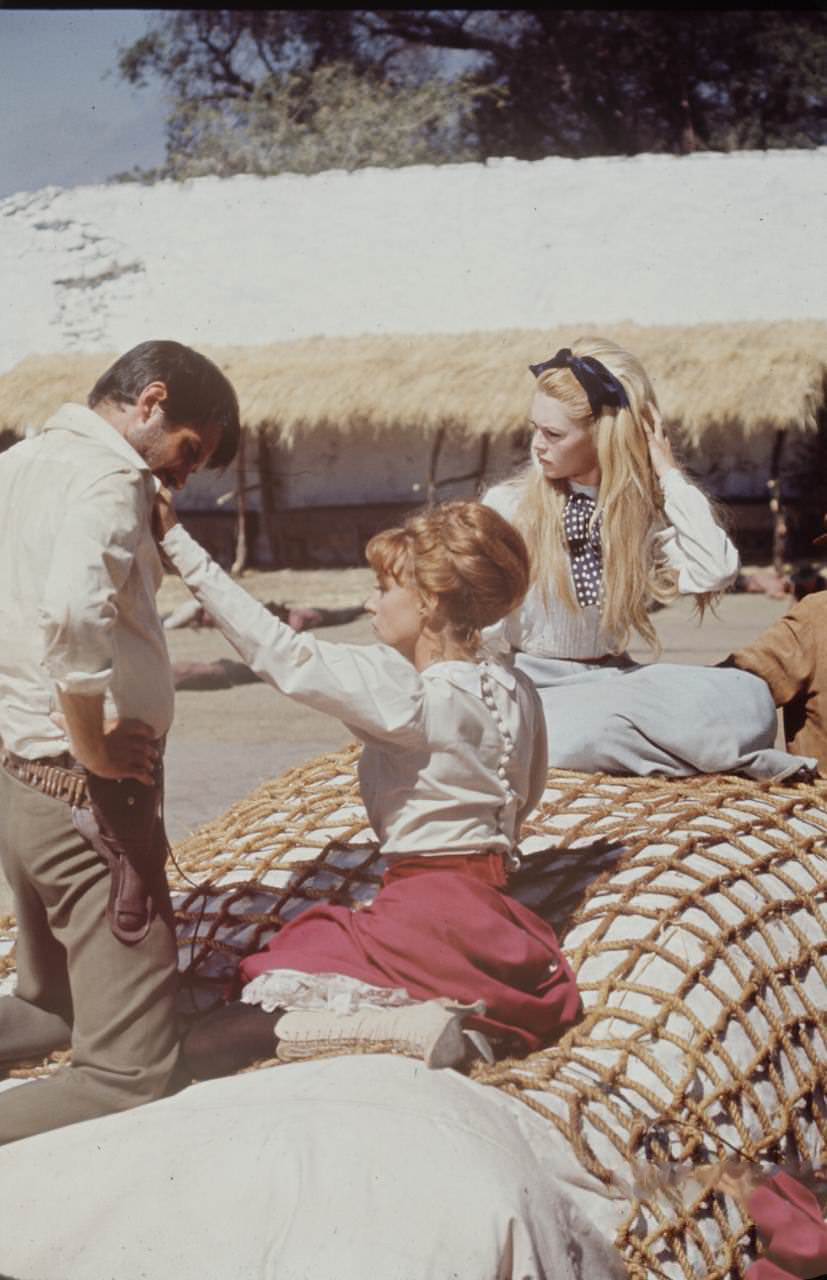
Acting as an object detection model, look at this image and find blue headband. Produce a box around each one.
[529,348,630,418]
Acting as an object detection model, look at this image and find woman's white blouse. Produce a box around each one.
[483,468,739,660]
[161,524,548,859]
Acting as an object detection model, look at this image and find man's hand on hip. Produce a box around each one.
[95,719,160,786]
[56,691,159,786]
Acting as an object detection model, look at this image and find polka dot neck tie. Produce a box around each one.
[563,492,602,607]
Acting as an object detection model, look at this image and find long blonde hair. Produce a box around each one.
[502,336,720,653]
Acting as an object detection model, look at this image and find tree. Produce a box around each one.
[158,64,492,179]
[117,11,497,178]
[117,9,827,179]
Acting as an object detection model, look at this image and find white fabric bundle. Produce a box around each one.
[0,1055,623,1280]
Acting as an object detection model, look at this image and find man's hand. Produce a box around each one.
[642,406,677,481]
[92,719,159,786]
[152,484,179,542]
[56,692,159,786]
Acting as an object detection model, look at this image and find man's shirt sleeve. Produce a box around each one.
[162,522,426,743]
[37,468,144,695]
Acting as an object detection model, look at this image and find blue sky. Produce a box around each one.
[0,9,168,198]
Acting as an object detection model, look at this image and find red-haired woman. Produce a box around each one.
[155,497,581,1079]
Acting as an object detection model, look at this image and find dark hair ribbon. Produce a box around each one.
[529,347,629,418]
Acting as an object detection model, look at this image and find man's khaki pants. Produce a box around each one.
[0,766,181,1145]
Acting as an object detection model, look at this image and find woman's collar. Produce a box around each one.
[421,658,516,695]
[568,478,599,497]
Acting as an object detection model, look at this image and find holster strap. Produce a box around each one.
[71,805,155,945]
[71,770,168,947]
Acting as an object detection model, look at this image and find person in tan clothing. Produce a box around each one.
[726,590,827,774]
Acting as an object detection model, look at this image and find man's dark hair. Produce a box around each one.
[87,340,241,468]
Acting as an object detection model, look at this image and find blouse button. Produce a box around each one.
[497,766,508,779]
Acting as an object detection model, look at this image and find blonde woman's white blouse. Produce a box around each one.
[483,469,739,660]
[161,524,548,859]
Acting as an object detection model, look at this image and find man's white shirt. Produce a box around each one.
[0,403,174,757]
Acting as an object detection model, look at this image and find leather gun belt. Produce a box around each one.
[0,747,89,808]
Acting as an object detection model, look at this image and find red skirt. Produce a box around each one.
[239,852,581,1053]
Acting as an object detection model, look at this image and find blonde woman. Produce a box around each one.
[154,497,581,1078]
[483,338,815,779]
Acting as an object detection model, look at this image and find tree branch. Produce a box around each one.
[201,29,257,96]
[360,11,516,63]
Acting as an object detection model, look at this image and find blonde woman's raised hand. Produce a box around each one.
[643,406,677,481]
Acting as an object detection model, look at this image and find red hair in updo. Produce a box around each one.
[366,500,529,652]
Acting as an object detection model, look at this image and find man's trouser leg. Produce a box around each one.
[0,830,73,1065]
[0,767,180,1145]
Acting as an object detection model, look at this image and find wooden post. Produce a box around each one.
[768,429,787,578]
[426,427,446,507]
[427,431,491,500]
[474,433,490,495]
[257,426,280,567]
[231,428,247,576]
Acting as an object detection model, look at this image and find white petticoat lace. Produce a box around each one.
[241,969,414,1015]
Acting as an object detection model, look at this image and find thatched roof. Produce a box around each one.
[1,321,825,447]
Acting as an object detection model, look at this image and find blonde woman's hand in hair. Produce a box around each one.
[643,406,677,482]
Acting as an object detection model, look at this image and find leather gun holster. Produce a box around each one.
[71,768,168,946]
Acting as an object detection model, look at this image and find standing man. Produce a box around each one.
[0,339,240,1144]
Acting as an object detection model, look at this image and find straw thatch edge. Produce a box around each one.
[1,321,825,448]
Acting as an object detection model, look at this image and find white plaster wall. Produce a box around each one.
[2,150,824,516]
[2,149,824,380]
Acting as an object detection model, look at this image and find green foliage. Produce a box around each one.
[161,63,494,178]
[115,9,827,181]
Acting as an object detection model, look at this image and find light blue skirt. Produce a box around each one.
[515,653,816,781]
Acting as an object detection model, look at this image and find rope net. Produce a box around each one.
[480,767,827,1280]
[1,744,826,1279]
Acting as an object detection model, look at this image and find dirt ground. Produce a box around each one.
[0,567,795,915]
